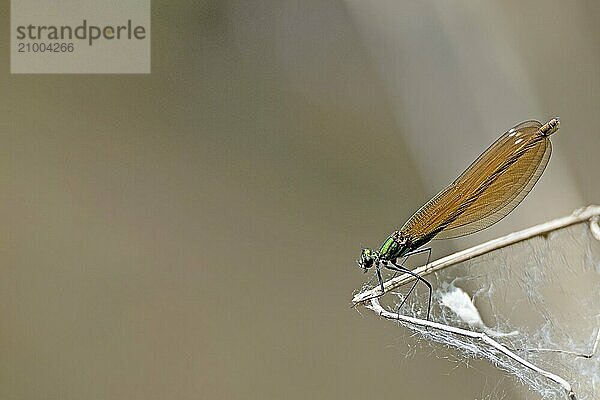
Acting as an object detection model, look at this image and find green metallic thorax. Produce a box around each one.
[378,232,410,261]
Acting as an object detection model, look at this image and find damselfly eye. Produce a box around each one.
[359,249,374,270]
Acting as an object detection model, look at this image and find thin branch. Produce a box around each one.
[352,205,600,305]
[522,326,600,359]
[353,205,600,399]
[367,297,576,400]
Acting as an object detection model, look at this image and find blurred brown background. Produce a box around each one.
[2,1,599,399]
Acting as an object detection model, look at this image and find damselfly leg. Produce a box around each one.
[385,250,432,322]
[394,248,431,318]
[369,247,432,321]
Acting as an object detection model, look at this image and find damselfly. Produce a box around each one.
[357,118,560,320]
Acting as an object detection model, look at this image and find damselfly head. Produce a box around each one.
[357,248,379,272]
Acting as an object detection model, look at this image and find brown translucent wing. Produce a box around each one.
[400,120,552,241]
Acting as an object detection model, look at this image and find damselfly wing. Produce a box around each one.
[401,118,558,242]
